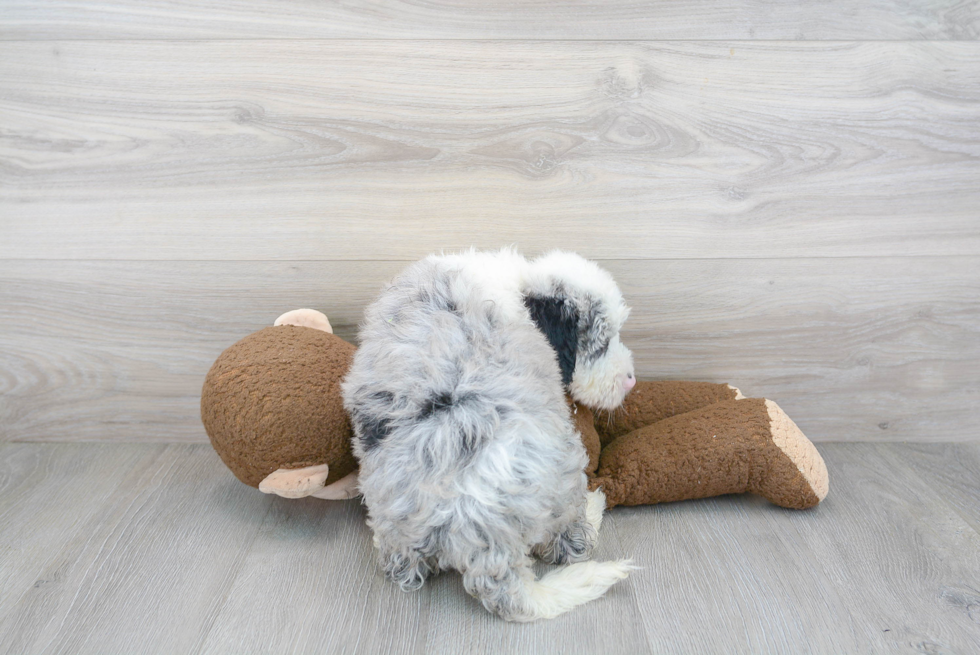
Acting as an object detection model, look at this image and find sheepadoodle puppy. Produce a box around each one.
[341,248,636,621]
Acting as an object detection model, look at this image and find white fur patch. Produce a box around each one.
[523,559,635,622]
[585,488,606,536]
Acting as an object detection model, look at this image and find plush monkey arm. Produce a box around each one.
[593,380,744,446]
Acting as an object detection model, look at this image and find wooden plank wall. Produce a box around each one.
[1,4,978,443]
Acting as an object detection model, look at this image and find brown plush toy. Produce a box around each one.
[201,310,360,499]
[571,383,828,510]
[202,309,828,509]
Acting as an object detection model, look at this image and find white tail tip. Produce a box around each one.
[520,559,635,622]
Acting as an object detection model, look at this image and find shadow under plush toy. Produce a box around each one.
[202,309,828,509]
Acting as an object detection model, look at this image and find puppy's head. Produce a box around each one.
[523,251,634,411]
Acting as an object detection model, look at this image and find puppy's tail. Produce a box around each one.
[525,560,635,621]
[466,559,635,622]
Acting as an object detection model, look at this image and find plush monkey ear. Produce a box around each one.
[524,294,579,386]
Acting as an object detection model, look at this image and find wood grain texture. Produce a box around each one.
[2,443,979,653]
[0,443,271,655]
[615,442,980,653]
[198,499,646,655]
[2,1,978,40]
[2,41,979,260]
[1,257,977,443]
[885,442,980,535]
[0,442,166,621]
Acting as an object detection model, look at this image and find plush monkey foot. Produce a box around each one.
[590,398,829,510]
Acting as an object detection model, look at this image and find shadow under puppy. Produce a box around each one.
[342,249,636,622]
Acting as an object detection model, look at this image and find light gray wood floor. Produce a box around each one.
[1,441,978,654]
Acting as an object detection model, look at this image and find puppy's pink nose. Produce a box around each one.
[624,373,636,392]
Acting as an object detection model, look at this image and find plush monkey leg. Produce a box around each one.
[590,398,828,510]
[594,381,744,446]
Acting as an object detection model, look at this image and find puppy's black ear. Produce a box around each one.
[524,294,579,386]
[579,298,611,362]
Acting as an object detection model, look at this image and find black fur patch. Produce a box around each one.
[418,391,455,420]
[417,391,484,458]
[354,391,394,451]
[524,294,579,386]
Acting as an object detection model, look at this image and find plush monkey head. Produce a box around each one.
[201,324,358,491]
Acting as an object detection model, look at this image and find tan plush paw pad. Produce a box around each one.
[759,400,829,508]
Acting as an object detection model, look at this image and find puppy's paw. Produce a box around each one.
[382,550,433,592]
[535,522,596,565]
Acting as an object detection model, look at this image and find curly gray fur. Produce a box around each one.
[341,248,634,621]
